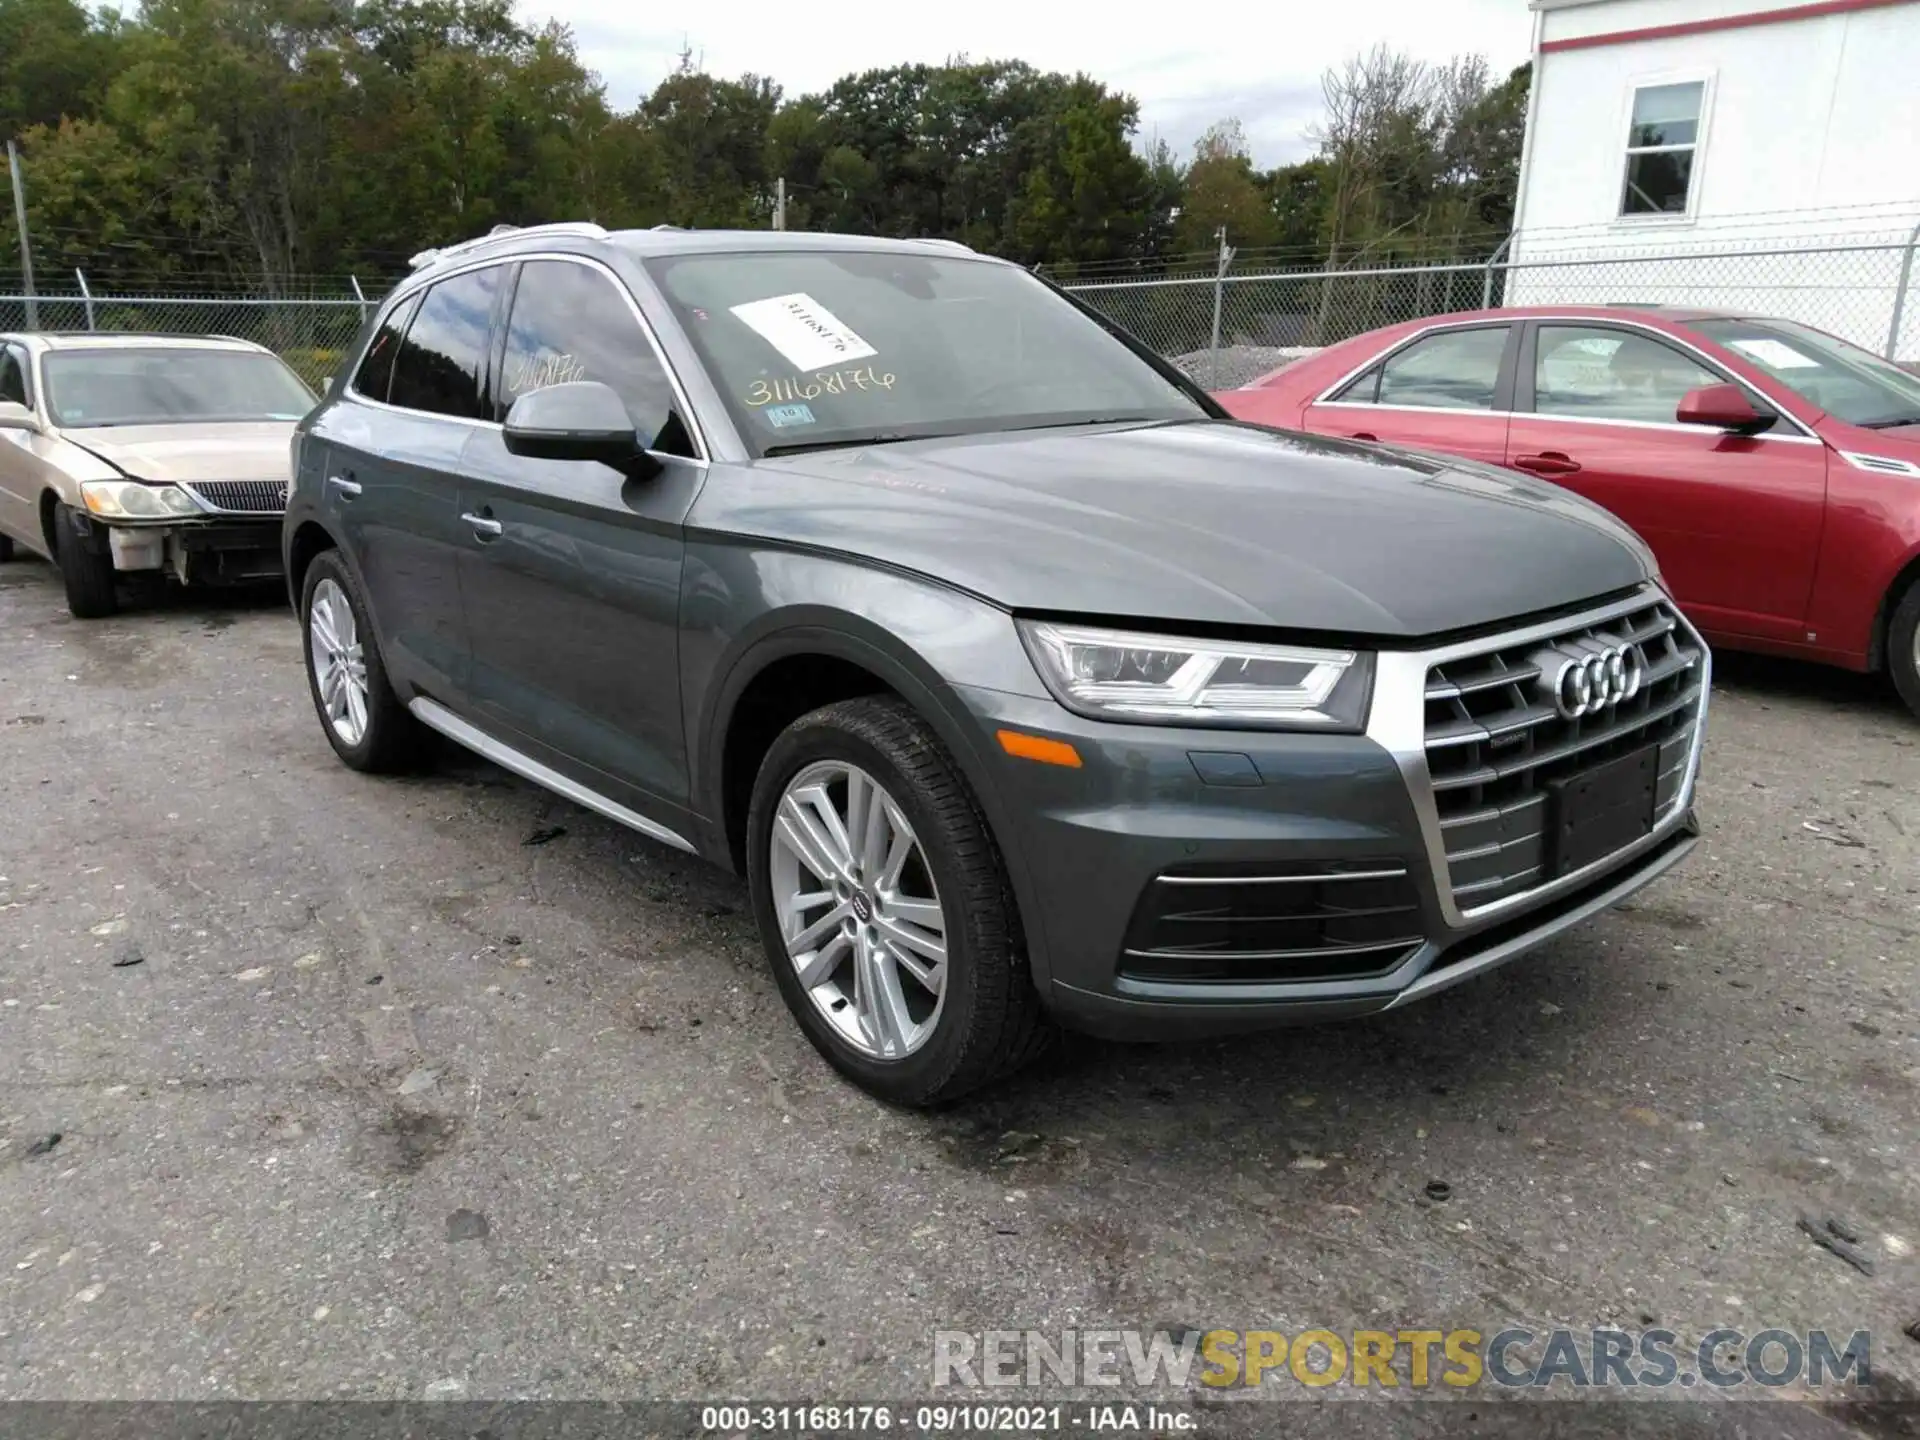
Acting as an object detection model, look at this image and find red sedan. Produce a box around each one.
[1215,307,1920,717]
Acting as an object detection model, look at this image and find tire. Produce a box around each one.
[1889,579,1920,721]
[53,503,117,618]
[0,533,14,562]
[746,696,1053,1106]
[299,549,422,772]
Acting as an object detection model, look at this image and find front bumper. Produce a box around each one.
[956,590,1708,1041]
[98,518,284,585]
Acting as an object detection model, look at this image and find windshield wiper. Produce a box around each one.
[1858,413,1920,429]
[1003,415,1176,433]
[763,433,953,457]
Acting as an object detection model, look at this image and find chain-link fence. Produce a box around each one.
[1066,232,1920,388]
[0,288,377,389]
[5,232,1918,395]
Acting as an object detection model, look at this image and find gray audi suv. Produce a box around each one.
[285,222,1709,1105]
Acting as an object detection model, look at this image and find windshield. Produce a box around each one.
[1689,318,1920,428]
[43,349,316,428]
[644,249,1207,456]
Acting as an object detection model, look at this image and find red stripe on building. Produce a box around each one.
[1541,0,1916,52]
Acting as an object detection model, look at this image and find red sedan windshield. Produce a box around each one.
[1690,319,1920,429]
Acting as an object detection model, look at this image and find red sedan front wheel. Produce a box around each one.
[1889,580,1920,721]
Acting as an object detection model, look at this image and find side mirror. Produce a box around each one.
[1676,383,1775,435]
[504,381,659,476]
[0,401,40,432]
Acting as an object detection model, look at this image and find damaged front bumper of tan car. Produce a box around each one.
[75,479,284,586]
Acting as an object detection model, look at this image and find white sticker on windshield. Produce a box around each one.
[1730,338,1820,370]
[729,293,877,374]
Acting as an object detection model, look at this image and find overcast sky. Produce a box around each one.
[556,1,1534,167]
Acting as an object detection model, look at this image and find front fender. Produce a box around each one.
[680,539,1058,987]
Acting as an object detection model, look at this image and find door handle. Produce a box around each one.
[1512,452,1582,477]
[328,474,362,499]
[461,511,503,541]
[1349,431,1379,442]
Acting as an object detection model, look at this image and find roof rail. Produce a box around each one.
[409,221,610,271]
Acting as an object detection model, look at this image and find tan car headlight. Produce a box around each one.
[79,480,204,520]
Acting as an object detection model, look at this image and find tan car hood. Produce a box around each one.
[62,422,294,483]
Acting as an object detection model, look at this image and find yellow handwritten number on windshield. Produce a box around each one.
[746,367,896,406]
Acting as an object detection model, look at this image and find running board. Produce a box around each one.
[408,697,696,854]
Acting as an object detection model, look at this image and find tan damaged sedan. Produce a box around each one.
[0,333,316,617]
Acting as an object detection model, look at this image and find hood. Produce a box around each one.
[698,420,1655,639]
[60,422,294,484]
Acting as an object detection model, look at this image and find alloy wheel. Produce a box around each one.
[769,760,948,1059]
[308,577,370,747]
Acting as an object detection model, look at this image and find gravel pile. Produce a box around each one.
[1169,344,1321,391]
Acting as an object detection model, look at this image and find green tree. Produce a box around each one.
[641,67,780,228]
[5,11,1536,295]
[779,60,1153,262]
[0,0,121,135]
[1006,76,1152,268]
[1264,158,1332,257]
[1174,119,1278,257]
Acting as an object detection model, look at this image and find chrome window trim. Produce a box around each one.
[1320,399,1819,444]
[1314,318,1517,407]
[1316,398,1819,444]
[1363,584,1710,933]
[344,249,711,464]
[1313,315,1820,441]
[348,388,503,433]
[1513,410,1822,444]
[1315,401,1507,421]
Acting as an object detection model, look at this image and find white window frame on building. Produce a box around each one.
[1617,73,1714,223]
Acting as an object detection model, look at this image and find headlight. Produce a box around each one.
[79,480,203,520]
[1017,620,1374,731]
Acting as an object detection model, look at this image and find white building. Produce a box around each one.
[1506,0,1920,357]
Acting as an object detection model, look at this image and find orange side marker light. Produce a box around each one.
[996,729,1083,768]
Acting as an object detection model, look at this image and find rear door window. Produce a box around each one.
[352,293,421,405]
[388,267,504,420]
[1375,327,1511,410]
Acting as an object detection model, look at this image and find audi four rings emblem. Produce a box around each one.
[1534,635,1645,720]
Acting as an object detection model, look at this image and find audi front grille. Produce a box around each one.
[184,480,289,514]
[1420,593,1707,912]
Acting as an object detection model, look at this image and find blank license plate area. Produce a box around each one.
[1547,744,1659,877]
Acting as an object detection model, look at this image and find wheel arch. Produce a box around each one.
[285,517,341,610]
[698,609,1055,992]
[38,488,61,556]
[1867,543,1920,674]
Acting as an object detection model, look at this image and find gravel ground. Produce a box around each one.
[1172,345,1320,391]
[1,556,1917,1435]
